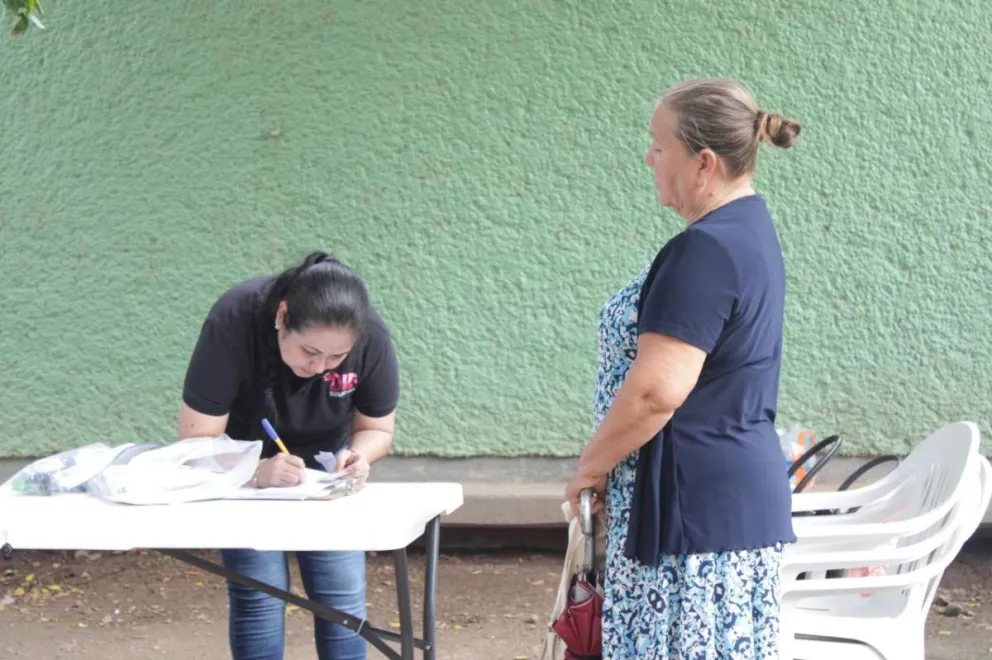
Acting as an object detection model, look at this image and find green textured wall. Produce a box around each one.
[1,1,990,459]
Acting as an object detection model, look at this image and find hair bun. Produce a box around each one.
[756,110,801,149]
[301,251,331,268]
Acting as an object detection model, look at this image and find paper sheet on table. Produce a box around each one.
[227,468,357,501]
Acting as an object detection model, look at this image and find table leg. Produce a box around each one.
[159,549,408,659]
[392,548,416,660]
[422,515,441,660]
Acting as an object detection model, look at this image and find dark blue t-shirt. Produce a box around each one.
[626,194,796,562]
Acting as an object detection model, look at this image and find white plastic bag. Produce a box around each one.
[85,435,263,505]
[7,443,154,495]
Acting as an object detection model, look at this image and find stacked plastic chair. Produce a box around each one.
[781,421,991,660]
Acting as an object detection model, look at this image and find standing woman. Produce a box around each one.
[565,78,801,659]
[178,251,400,660]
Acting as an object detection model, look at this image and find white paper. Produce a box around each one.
[305,467,348,483]
[313,451,340,473]
[229,472,356,501]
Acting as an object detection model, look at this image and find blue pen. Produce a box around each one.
[260,418,291,455]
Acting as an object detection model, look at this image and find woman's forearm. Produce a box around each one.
[350,429,394,464]
[577,379,674,479]
[577,335,703,480]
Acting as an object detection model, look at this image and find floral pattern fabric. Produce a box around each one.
[593,265,783,660]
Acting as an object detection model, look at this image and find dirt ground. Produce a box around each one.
[1,541,990,659]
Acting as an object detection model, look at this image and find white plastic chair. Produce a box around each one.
[779,440,991,660]
[785,421,980,594]
[790,421,981,541]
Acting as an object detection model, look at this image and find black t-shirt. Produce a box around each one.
[181,275,400,467]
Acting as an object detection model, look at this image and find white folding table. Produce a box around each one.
[0,481,464,660]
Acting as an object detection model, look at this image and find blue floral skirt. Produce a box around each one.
[602,453,783,660]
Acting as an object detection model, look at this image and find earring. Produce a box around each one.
[274,323,280,330]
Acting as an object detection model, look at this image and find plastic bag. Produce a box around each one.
[7,443,156,495]
[86,435,262,505]
[778,424,817,490]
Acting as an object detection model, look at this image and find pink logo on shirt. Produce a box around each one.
[323,372,359,398]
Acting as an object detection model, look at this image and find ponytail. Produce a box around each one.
[260,251,332,320]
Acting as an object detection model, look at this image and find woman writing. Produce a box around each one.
[178,251,399,660]
[565,78,802,658]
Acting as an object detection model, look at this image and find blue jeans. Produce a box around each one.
[220,549,367,660]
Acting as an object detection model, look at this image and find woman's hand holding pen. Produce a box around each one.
[255,453,307,488]
[255,418,306,487]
